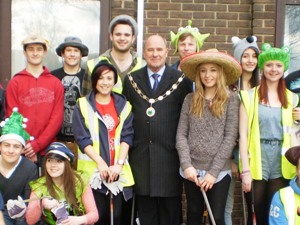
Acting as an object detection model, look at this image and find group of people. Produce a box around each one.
[0,13,299,225]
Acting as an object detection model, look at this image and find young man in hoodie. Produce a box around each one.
[5,35,64,170]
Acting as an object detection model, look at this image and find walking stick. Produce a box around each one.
[251,186,257,225]
[110,192,114,225]
[241,187,247,225]
[130,194,135,225]
[201,188,216,225]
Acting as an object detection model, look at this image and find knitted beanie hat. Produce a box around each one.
[231,36,259,63]
[258,43,290,72]
[170,20,210,54]
[0,108,33,146]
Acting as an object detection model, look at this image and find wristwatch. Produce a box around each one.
[117,159,124,166]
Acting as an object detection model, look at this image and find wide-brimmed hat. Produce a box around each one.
[56,36,89,57]
[22,35,49,50]
[180,49,242,85]
[285,146,300,166]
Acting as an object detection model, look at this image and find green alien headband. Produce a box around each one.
[258,43,290,72]
[170,20,210,54]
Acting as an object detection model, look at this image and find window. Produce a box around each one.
[276,0,300,74]
[0,0,111,87]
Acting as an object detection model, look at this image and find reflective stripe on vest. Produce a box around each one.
[279,186,300,225]
[87,56,143,94]
[77,97,134,187]
[239,87,297,179]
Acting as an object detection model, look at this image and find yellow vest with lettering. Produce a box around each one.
[87,56,142,94]
[240,87,297,179]
[279,186,300,225]
[77,97,134,187]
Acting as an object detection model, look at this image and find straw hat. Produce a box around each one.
[180,49,242,85]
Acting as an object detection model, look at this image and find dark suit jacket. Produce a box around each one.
[123,64,193,197]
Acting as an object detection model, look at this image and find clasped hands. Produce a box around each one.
[90,162,125,195]
[184,167,216,192]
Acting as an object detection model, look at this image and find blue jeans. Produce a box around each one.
[224,177,235,225]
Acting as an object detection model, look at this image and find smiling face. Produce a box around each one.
[241,48,258,73]
[178,35,197,59]
[199,63,220,89]
[46,157,65,179]
[110,24,135,53]
[263,60,285,82]
[24,44,46,66]
[61,46,82,68]
[143,35,169,73]
[0,139,23,165]
[96,70,115,97]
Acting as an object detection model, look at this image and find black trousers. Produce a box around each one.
[136,195,181,225]
[92,190,123,225]
[184,174,231,225]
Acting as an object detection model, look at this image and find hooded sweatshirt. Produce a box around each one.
[5,67,64,155]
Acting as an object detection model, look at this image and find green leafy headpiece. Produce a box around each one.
[170,20,210,54]
[258,43,290,72]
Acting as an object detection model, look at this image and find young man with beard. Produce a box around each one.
[51,36,89,168]
[82,14,144,95]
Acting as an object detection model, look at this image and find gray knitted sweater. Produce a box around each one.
[176,91,240,178]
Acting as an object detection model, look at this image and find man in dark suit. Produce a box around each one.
[123,34,193,225]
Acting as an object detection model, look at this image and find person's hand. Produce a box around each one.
[231,161,239,179]
[183,167,199,184]
[42,198,59,210]
[198,173,216,191]
[89,170,102,190]
[103,176,126,196]
[97,159,110,181]
[108,164,122,183]
[61,216,87,225]
[24,143,35,158]
[7,196,26,219]
[51,203,68,225]
[293,107,300,121]
[241,171,252,192]
[28,154,37,163]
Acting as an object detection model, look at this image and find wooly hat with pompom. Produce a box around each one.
[0,108,34,146]
[231,36,259,63]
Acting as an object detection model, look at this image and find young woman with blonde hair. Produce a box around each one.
[176,49,241,225]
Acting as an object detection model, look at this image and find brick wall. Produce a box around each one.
[111,1,277,224]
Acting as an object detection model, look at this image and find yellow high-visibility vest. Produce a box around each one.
[240,87,298,179]
[77,97,134,187]
[279,186,300,225]
[87,56,143,94]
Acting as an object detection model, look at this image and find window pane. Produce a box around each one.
[11,0,100,75]
[284,5,300,73]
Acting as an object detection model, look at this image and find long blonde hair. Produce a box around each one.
[190,64,229,117]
